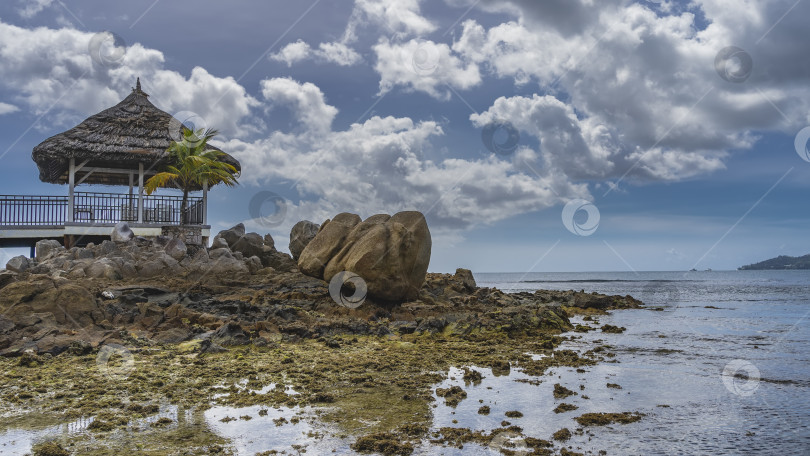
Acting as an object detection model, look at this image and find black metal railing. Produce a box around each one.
[0,195,68,226]
[0,192,204,227]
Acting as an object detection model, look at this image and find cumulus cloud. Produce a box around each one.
[271,0,435,68]
[450,0,810,182]
[374,39,481,99]
[260,78,338,134]
[0,102,19,115]
[223,78,583,235]
[17,0,54,19]
[471,94,616,179]
[270,40,361,67]
[0,19,258,138]
[345,0,436,39]
[270,40,313,67]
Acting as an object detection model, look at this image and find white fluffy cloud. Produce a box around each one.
[373,39,480,99]
[449,0,810,182]
[271,0,435,68]
[0,20,258,138]
[344,0,436,40]
[17,0,53,19]
[270,40,361,67]
[0,102,19,115]
[260,78,338,134]
[224,78,584,234]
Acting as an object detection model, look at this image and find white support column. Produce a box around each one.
[137,163,144,223]
[128,172,134,221]
[68,158,75,223]
[202,181,208,225]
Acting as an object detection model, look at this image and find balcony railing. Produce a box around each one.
[0,192,204,227]
[0,195,68,226]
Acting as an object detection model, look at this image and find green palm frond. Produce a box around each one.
[144,128,239,195]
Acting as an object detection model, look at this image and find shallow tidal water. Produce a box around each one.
[2,270,808,455]
[474,270,810,454]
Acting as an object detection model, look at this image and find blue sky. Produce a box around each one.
[1,0,809,272]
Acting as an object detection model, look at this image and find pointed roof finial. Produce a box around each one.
[132,77,148,97]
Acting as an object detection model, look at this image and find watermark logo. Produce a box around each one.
[561,199,600,236]
[638,281,681,313]
[88,31,127,68]
[168,111,209,146]
[488,430,529,455]
[714,46,753,83]
[411,40,440,76]
[722,359,760,397]
[481,121,520,156]
[794,126,810,163]
[329,271,367,309]
[248,191,287,228]
[96,344,135,381]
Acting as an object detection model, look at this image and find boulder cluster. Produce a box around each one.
[298,211,431,301]
[0,211,642,358]
[3,222,295,283]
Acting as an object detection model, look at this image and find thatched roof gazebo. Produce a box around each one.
[32,79,240,188]
[0,78,240,249]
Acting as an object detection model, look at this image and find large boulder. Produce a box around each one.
[289,220,320,261]
[35,239,63,261]
[111,222,134,243]
[298,213,362,278]
[6,255,31,273]
[298,211,431,302]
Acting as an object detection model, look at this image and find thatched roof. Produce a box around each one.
[32,78,240,189]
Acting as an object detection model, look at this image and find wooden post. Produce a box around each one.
[137,163,144,223]
[68,158,75,223]
[202,181,208,225]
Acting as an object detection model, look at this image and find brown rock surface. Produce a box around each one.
[299,211,431,301]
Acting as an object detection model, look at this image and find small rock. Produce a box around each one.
[152,235,171,247]
[6,255,31,273]
[289,220,319,261]
[111,222,134,243]
[164,238,188,261]
[263,233,275,250]
[245,256,263,274]
[214,223,245,248]
[35,239,63,261]
[85,258,122,280]
[210,237,229,250]
[454,268,476,291]
[0,270,16,289]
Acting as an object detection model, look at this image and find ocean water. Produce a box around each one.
[464,270,810,455]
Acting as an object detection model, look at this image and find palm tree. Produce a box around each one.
[145,128,239,224]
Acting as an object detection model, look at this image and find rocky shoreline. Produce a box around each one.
[0,224,640,357]
[0,222,644,455]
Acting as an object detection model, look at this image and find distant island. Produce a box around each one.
[739,254,810,270]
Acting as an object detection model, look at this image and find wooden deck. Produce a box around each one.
[0,192,209,249]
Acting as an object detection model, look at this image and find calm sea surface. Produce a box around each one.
[464,270,810,455]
